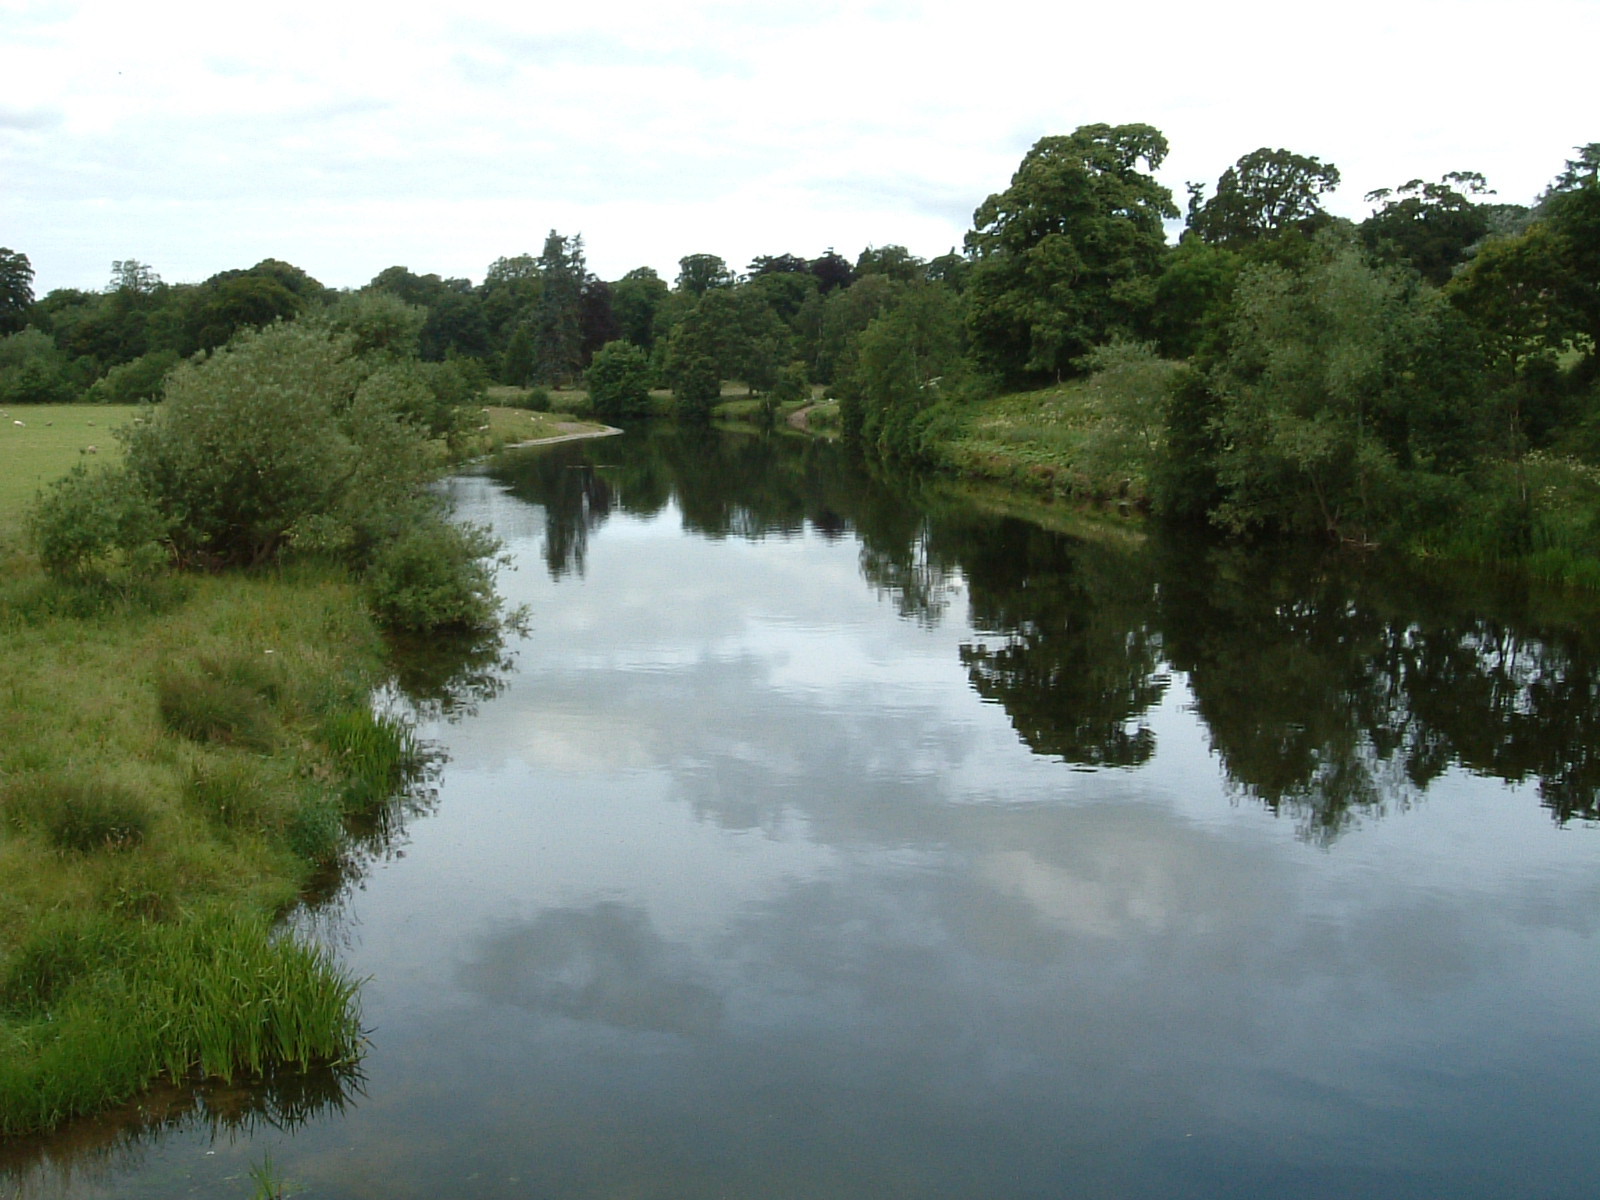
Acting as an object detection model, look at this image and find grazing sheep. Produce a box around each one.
[84,445,99,454]
[12,420,22,427]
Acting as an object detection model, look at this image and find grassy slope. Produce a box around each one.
[931,381,1154,508]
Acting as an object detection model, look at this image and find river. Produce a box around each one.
[5,427,1600,1198]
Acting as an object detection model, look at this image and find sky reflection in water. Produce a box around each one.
[8,433,1600,1199]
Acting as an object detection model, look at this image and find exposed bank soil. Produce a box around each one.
[507,423,624,449]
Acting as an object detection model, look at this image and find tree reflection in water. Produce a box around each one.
[490,426,1600,841]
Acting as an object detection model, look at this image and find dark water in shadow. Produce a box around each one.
[7,427,1600,1198]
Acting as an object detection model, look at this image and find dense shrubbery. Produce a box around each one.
[27,319,504,634]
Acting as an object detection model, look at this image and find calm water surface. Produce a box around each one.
[6,429,1600,1198]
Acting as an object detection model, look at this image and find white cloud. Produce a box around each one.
[3,0,1595,292]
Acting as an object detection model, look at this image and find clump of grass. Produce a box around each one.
[2,775,153,854]
[157,667,276,751]
[248,1152,289,1199]
[321,707,419,813]
[0,908,363,1137]
[287,790,344,866]
[183,755,293,834]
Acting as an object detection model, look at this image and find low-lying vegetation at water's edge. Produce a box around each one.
[0,551,418,1134]
[0,378,493,1136]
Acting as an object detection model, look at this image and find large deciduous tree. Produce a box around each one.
[675,253,734,297]
[1360,172,1493,285]
[1185,148,1341,249]
[0,248,35,333]
[965,123,1178,383]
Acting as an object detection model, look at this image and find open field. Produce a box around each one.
[0,406,140,534]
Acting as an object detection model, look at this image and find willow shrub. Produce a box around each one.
[27,320,504,635]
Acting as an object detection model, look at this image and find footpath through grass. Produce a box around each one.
[0,409,430,1136]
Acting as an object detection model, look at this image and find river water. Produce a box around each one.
[6,427,1600,1198]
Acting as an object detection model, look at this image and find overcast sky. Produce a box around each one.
[4,0,1596,296]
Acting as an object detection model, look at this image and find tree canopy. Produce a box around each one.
[965,123,1178,382]
[1186,148,1342,248]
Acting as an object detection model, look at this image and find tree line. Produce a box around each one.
[3,123,1597,570]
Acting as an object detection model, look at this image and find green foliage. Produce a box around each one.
[362,518,503,635]
[675,252,735,296]
[27,463,167,580]
[530,231,589,385]
[322,290,426,358]
[1202,239,1473,543]
[0,327,75,404]
[852,283,968,458]
[965,123,1177,383]
[612,266,671,351]
[0,246,34,334]
[1150,238,1242,360]
[1360,172,1493,285]
[665,300,726,421]
[1186,147,1342,247]
[83,348,180,404]
[585,338,653,419]
[1152,365,1223,519]
[120,323,368,567]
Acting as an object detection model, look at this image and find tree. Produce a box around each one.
[0,248,35,334]
[965,123,1178,383]
[1149,237,1242,360]
[855,244,925,282]
[675,253,734,296]
[1360,173,1493,285]
[808,249,855,294]
[1206,240,1441,543]
[851,283,967,455]
[748,253,810,277]
[612,267,670,351]
[530,231,589,384]
[1540,143,1600,378]
[664,303,724,421]
[1186,148,1341,248]
[586,339,653,420]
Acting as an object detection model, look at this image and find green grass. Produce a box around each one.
[452,405,613,458]
[0,417,428,1134]
[933,381,1156,506]
[0,404,140,536]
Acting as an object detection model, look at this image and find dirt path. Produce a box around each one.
[787,405,816,432]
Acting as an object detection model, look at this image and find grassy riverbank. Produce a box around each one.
[0,412,442,1136]
[920,375,1600,589]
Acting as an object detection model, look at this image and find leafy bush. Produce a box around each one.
[82,349,180,404]
[27,464,168,580]
[586,339,653,419]
[363,519,503,634]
